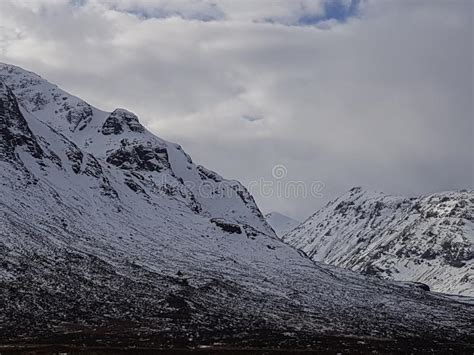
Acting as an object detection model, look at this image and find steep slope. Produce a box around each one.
[0,65,473,351]
[265,212,300,237]
[0,63,272,237]
[283,187,474,296]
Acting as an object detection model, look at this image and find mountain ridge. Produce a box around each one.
[282,186,474,296]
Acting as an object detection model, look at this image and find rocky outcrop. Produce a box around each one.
[102,108,145,135]
[211,218,242,234]
[106,141,170,172]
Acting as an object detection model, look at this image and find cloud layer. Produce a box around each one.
[0,0,472,219]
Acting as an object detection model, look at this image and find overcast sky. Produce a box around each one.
[0,0,472,220]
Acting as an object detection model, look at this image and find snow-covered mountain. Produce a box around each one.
[283,187,474,297]
[0,64,473,350]
[0,64,273,237]
[265,211,300,237]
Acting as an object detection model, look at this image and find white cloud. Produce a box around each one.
[0,0,472,219]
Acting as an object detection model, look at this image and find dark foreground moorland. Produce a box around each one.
[1,333,474,355]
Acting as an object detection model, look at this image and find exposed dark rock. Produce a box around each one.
[441,240,470,267]
[0,81,44,162]
[102,109,145,135]
[401,282,431,291]
[242,224,262,237]
[197,166,223,182]
[125,178,147,195]
[64,101,93,132]
[107,142,170,172]
[65,145,83,174]
[211,219,242,234]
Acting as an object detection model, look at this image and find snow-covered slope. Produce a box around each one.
[265,212,300,237]
[283,187,474,297]
[0,63,273,237]
[0,64,473,350]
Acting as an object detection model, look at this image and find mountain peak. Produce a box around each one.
[0,62,104,134]
[344,186,388,199]
[0,62,44,82]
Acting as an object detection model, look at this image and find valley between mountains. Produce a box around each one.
[0,63,472,352]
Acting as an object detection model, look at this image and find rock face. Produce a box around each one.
[102,108,145,135]
[0,63,473,351]
[0,81,43,164]
[283,187,474,296]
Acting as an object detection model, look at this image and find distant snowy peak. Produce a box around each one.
[283,187,474,296]
[265,212,300,237]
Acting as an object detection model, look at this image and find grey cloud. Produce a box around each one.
[241,115,263,122]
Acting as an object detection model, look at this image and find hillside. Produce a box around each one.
[283,187,473,296]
